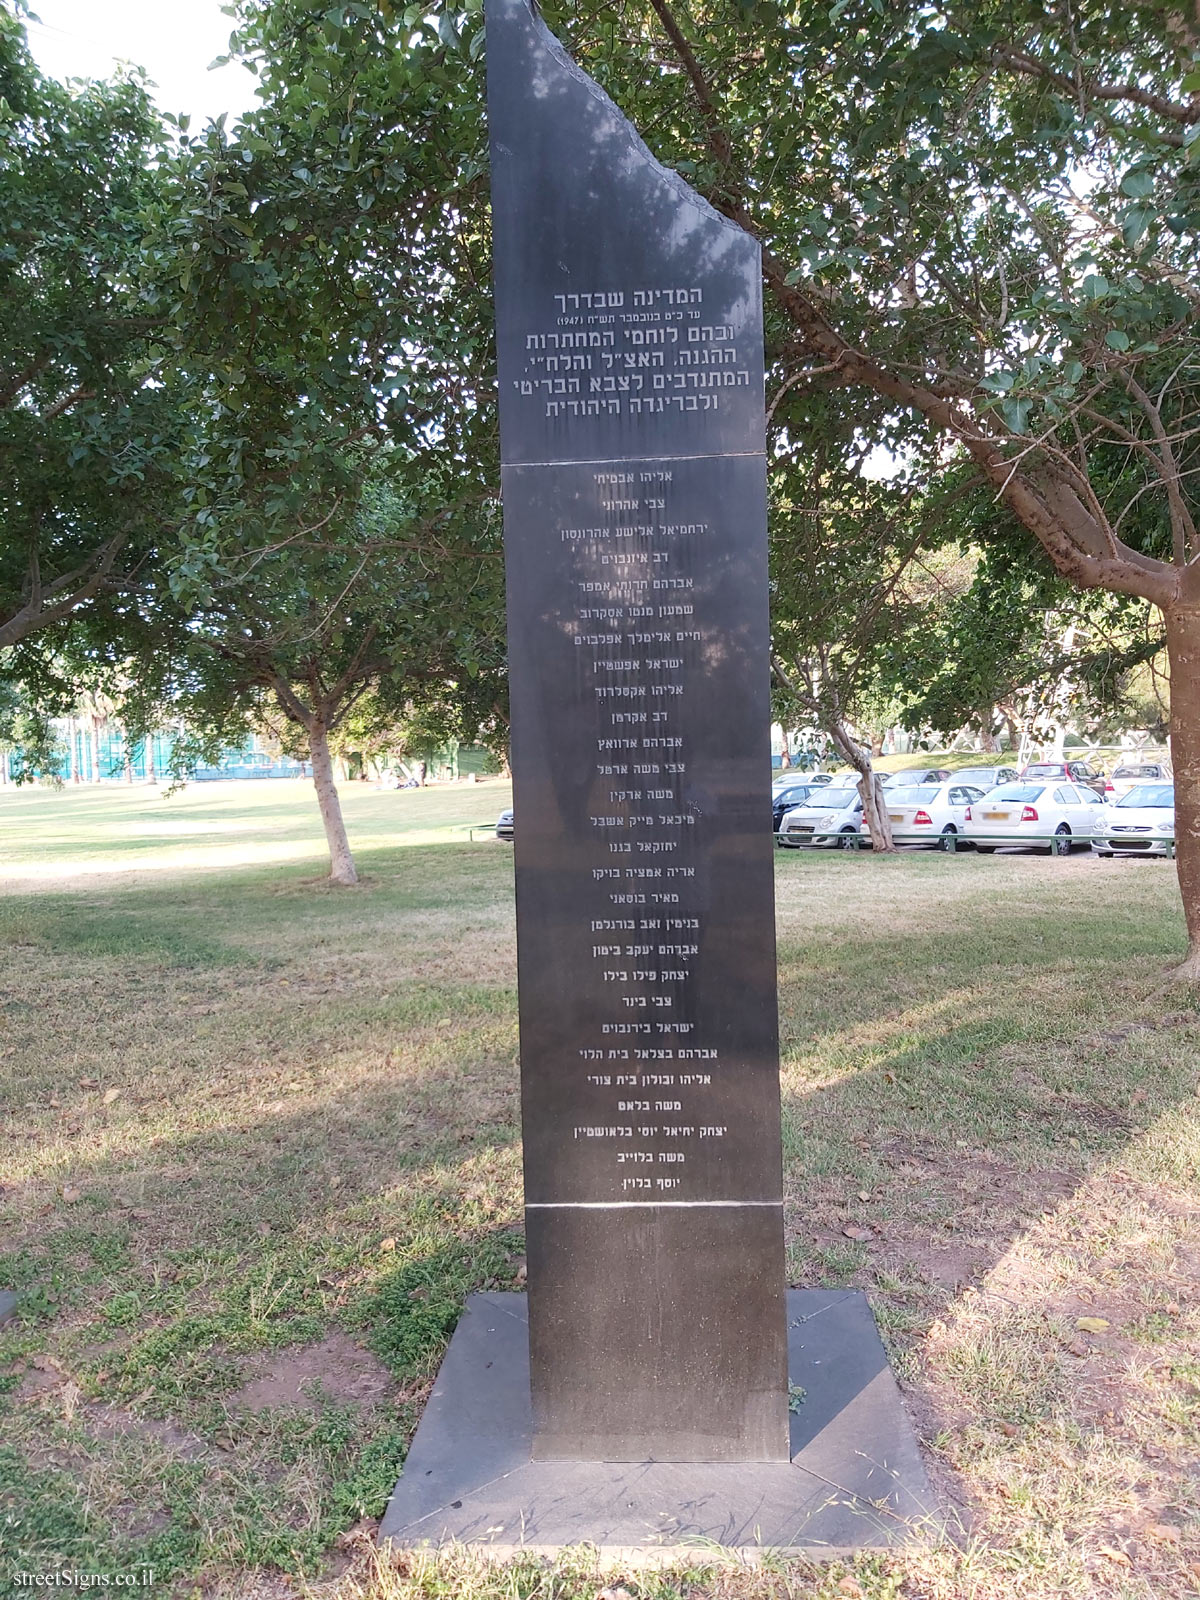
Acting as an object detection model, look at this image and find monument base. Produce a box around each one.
[379,1290,934,1562]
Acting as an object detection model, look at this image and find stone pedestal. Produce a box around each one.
[380,1291,934,1561]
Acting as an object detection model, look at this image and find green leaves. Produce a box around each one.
[0,16,184,651]
[1000,396,1033,435]
[1121,206,1154,250]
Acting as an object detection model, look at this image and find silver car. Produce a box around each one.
[778,786,868,849]
[1091,783,1175,856]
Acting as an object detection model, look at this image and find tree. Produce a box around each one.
[132,473,502,882]
[905,536,1164,758]
[515,0,1200,973]
[4,0,511,869]
[768,449,951,851]
[0,10,185,649]
[223,0,1200,966]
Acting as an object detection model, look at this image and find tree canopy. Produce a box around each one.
[0,10,193,650]
[5,0,1200,956]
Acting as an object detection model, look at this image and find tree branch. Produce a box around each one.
[1123,374,1199,565]
[988,43,1199,132]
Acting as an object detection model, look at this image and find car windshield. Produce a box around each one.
[954,769,996,783]
[775,787,809,805]
[1118,785,1174,809]
[888,786,939,803]
[1113,766,1162,779]
[987,784,1044,803]
[1022,764,1064,777]
[802,788,857,809]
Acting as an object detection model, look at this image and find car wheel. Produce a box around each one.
[974,845,995,854]
[837,828,858,850]
[1052,823,1072,856]
[938,826,958,853]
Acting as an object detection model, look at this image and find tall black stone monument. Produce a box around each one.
[381,0,932,1554]
[489,0,787,1463]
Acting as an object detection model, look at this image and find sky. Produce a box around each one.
[24,0,260,125]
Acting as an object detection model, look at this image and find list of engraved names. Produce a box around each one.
[506,288,767,1203]
[572,453,720,1199]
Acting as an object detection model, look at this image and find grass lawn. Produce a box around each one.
[1,778,1199,1599]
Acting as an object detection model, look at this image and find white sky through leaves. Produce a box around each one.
[25,0,259,124]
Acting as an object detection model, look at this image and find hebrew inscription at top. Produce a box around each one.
[512,287,751,423]
[487,0,763,465]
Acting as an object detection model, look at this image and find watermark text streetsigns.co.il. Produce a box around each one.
[11,1572,156,1590]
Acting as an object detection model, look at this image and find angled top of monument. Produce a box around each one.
[486,0,764,466]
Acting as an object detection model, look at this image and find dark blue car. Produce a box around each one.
[772,783,815,832]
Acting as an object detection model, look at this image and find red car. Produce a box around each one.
[1018,760,1107,798]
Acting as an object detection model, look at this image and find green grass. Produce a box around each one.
[1,778,1199,1599]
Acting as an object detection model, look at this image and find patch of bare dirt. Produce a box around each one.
[229,1332,392,1413]
[15,1357,65,1400]
[84,1402,216,1460]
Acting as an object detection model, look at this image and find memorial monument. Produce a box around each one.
[381,0,929,1555]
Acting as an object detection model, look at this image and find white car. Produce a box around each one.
[951,765,1020,790]
[876,781,987,850]
[1102,761,1172,801]
[773,771,835,790]
[879,766,951,788]
[963,781,1100,854]
[778,786,868,849]
[1092,783,1175,857]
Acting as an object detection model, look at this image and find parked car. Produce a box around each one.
[773,770,835,789]
[1091,782,1175,856]
[1018,760,1107,797]
[1103,760,1172,799]
[879,766,952,787]
[963,781,1099,853]
[777,786,868,849]
[496,808,514,841]
[951,765,1020,790]
[872,781,987,850]
[772,783,816,831]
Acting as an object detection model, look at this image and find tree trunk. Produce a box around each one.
[980,721,1000,754]
[829,719,895,852]
[91,720,102,782]
[146,736,156,784]
[309,721,359,885]
[1165,604,1200,980]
